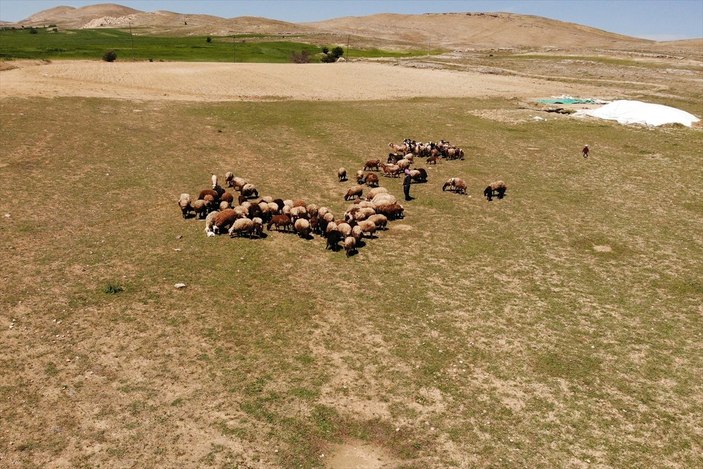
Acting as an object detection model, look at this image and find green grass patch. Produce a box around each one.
[0,27,436,62]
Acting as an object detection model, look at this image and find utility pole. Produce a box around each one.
[129,21,134,60]
[232,34,236,63]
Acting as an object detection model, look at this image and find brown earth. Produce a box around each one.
[0,59,628,102]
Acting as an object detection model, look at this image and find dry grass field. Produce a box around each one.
[1,6,703,469]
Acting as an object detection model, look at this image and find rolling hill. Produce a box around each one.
[12,2,669,51]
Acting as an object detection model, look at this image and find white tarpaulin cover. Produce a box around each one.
[578,100,700,127]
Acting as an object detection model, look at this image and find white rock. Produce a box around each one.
[174,283,187,289]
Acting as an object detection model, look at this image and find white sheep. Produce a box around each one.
[178,193,192,219]
[228,217,254,237]
[294,218,311,238]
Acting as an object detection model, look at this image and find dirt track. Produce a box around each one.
[0,60,610,101]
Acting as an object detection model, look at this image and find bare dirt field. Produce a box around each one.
[0,59,623,102]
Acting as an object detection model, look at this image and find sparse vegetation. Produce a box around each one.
[102,49,117,62]
[1,94,701,467]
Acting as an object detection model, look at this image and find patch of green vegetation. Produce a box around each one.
[0,27,437,62]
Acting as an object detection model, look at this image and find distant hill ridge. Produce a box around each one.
[10,2,699,51]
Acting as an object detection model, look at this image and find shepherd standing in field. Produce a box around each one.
[403,169,413,201]
[582,144,590,158]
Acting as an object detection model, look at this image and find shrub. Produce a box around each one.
[290,50,311,64]
[103,283,124,294]
[102,50,117,62]
[29,27,38,34]
[206,36,212,43]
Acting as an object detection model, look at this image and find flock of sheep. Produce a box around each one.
[176,138,506,256]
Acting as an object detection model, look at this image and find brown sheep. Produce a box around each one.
[357,219,377,238]
[375,202,404,220]
[198,189,219,201]
[484,181,507,201]
[206,209,240,235]
[220,191,234,205]
[344,185,364,201]
[267,214,292,232]
[363,159,381,171]
[364,173,379,187]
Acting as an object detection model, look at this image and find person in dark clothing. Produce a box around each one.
[403,169,413,201]
[582,144,589,158]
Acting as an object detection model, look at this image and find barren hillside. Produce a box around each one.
[304,12,653,50]
[14,3,669,51]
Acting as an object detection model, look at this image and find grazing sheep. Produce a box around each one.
[337,222,352,238]
[193,199,208,219]
[220,191,234,206]
[326,226,343,250]
[228,217,254,237]
[325,221,338,237]
[343,236,357,257]
[267,214,292,232]
[353,207,376,222]
[290,206,308,221]
[368,214,388,230]
[240,183,258,199]
[251,217,264,237]
[375,202,404,220]
[363,159,381,171]
[364,173,379,187]
[351,225,363,242]
[292,199,306,208]
[267,201,280,214]
[209,208,240,235]
[344,185,364,201]
[232,205,249,219]
[338,167,347,182]
[442,177,467,194]
[204,210,219,237]
[178,193,192,219]
[219,201,230,211]
[371,193,397,207]
[198,189,219,201]
[396,158,411,170]
[225,171,235,187]
[319,211,335,234]
[366,187,389,200]
[410,168,427,183]
[231,177,248,191]
[357,219,377,238]
[484,180,507,201]
[294,218,311,238]
[380,163,401,178]
[427,155,439,165]
[306,204,319,219]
